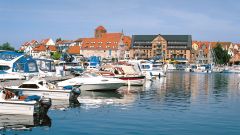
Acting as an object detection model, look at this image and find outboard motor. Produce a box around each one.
[69,86,81,102]
[39,98,52,115]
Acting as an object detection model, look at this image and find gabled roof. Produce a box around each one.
[47,46,57,51]
[22,41,30,46]
[40,38,51,45]
[67,46,80,54]
[29,40,38,45]
[33,44,47,52]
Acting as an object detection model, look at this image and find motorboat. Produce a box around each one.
[139,61,166,77]
[100,64,146,86]
[57,73,125,91]
[0,114,51,131]
[5,77,81,101]
[0,51,39,80]
[0,89,51,115]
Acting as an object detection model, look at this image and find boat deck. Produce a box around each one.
[0,75,74,87]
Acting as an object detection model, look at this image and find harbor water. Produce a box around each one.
[1,72,240,135]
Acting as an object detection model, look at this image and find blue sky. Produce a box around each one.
[0,0,239,48]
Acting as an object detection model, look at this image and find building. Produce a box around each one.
[191,41,213,64]
[73,26,131,59]
[130,34,192,61]
[20,38,57,58]
[56,40,75,52]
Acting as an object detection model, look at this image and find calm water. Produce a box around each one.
[1,72,240,135]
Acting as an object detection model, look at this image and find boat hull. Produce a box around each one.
[0,101,35,115]
[118,76,145,86]
[6,88,72,100]
[80,83,124,91]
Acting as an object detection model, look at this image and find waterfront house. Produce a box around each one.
[130,34,192,62]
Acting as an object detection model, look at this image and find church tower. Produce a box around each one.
[94,26,107,38]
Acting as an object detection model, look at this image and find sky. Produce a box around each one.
[0,0,239,48]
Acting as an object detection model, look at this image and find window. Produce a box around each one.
[28,62,37,72]
[141,65,151,69]
[38,61,50,71]
[0,65,10,71]
[16,63,25,72]
[19,84,39,89]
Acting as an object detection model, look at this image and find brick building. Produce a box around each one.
[130,34,192,61]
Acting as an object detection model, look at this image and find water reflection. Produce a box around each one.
[78,87,143,109]
[50,100,81,110]
[0,114,51,131]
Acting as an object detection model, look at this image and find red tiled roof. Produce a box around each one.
[40,38,51,45]
[33,44,47,52]
[122,36,132,49]
[19,46,25,51]
[22,41,30,46]
[96,26,106,31]
[101,33,122,38]
[47,45,57,51]
[29,40,38,44]
[67,46,80,54]
[78,32,131,50]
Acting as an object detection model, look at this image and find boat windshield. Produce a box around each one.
[0,65,10,71]
[141,64,151,69]
[82,73,98,77]
[19,84,39,89]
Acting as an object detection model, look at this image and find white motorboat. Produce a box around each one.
[5,77,81,101]
[140,62,166,77]
[0,89,51,115]
[57,73,125,91]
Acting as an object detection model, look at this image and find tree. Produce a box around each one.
[56,38,62,43]
[213,43,231,65]
[0,42,15,51]
[51,52,62,60]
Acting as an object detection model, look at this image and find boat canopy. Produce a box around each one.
[0,51,38,73]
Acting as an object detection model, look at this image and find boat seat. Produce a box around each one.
[19,95,27,101]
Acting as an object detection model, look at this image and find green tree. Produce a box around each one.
[0,42,15,51]
[56,38,62,43]
[213,43,231,65]
[51,52,62,60]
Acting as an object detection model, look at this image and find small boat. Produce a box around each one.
[0,89,51,115]
[5,77,81,101]
[57,73,125,91]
